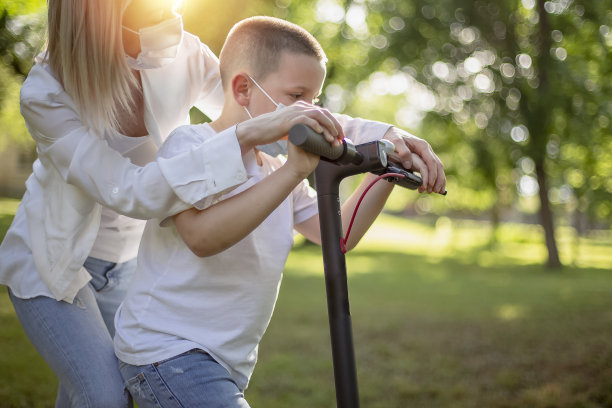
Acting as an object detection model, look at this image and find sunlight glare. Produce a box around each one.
[474,73,494,93]
[464,57,482,74]
[511,125,529,143]
[517,53,532,69]
[496,304,528,321]
[432,61,450,80]
[518,175,539,197]
[316,0,345,23]
[346,4,367,32]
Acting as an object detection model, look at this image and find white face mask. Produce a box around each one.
[124,14,183,70]
[243,74,288,157]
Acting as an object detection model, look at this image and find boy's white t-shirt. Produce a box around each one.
[114,123,318,391]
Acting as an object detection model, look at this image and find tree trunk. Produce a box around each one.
[535,158,562,268]
[530,0,561,269]
[489,199,500,248]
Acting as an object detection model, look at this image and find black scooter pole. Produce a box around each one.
[289,124,422,408]
[316,160,360,408]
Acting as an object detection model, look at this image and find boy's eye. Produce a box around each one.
[290,93,303,100]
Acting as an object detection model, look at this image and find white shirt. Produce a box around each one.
[114,124,319,391]
[89,132,158,263]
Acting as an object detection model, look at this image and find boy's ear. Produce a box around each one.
[232,73,251,106]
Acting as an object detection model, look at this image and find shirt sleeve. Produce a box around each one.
[20,64,247,220]
[333,113,393,145]
[292,178,319,225]
[157,124,246,210]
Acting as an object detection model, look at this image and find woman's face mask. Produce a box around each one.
[243,75,288,157]
[123,14,183,70]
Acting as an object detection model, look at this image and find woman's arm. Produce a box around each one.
[21,65,248,219]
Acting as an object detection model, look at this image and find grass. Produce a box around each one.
[1,197,611,407]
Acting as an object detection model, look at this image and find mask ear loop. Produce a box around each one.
[245,74,279,108]
[122,25,140,35]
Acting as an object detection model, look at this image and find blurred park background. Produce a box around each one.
[1,0,611,407]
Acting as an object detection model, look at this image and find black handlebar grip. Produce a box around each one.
[288,124,345,161]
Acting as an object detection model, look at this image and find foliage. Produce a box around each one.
[273,0,612,267]
[0,63,31,152]
[0,0,46,153]
[0,2,45,76]
[0,0,46,79]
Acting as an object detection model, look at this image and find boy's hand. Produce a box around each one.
[383,127,446,194]
[237,102,344,153]
[285,140,320,180]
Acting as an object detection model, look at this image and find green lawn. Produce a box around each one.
[1,197,611,408]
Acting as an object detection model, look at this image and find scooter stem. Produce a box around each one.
[314,143,388,408]
[288,123,424,407]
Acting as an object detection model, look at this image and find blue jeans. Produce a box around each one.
[9,256,136,408]
[119,349,251,408]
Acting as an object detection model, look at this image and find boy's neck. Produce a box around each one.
[209,102,246,133]
[208,117,235,134]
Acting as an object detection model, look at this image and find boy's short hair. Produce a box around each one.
[219,16,327,88]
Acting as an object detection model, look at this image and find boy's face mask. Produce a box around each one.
[124,14,183,70]
[244,74,288,157]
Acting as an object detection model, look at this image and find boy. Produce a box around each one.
[114,16,395,407]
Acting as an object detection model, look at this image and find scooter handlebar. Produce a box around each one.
[288,123,443,192]
[288,123,346,161]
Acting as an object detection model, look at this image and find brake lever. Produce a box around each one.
[372,162,423,190]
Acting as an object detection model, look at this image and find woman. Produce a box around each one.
[0,0,445,406]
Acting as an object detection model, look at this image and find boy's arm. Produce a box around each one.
[173,147,319,257]
[295,173,394,251]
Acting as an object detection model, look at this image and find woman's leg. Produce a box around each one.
[9,287,131,408]
[84,257,137,337]
[119,349,250,408]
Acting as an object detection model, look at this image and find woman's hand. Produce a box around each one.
[383,127,446,194]
[236,102,344,154]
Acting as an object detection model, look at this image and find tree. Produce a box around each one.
[0,0,46,152]
[0,0,45,78]
[276,0,612,268]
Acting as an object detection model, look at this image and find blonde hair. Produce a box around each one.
[46,0,138,133]
[219,16,327,89]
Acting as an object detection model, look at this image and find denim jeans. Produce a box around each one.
[83,256,136,338]
[119,349,251,408]
[8,256,136,408]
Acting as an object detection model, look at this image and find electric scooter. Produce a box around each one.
[288,124,439,408]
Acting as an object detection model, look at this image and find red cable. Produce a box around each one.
[339,173,405,254]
